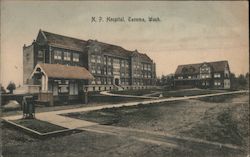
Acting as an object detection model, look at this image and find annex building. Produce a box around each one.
[23,30,156,102]
[174,61,231,89]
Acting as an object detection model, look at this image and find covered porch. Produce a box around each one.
[30,64,94,105]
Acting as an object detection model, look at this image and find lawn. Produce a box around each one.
[162,89,224,98]
[11,119,67,133]
[111,89,159,96]
[2,123,246,157]
[110,88,225,98]
[65,94,249,148]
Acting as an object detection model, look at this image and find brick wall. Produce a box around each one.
[23,45,35,85]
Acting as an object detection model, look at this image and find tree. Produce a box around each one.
[0,84,6,94]
[160,74,174,90]
[238,74,247,88]
[7,81,16,94]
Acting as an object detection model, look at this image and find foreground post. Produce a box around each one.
[22,96,35,119]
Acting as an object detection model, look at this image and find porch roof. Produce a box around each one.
[31,64,94,80]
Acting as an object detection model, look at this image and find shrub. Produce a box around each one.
[7,82,16,94]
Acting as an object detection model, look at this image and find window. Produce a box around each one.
[178,76,183,79]
[121,60,125,67]
[91,80,96,85]
[107,67,112,75]
[214,81,221,86]
[64,52,71,61]
[214,73,221,78]
[125,61,129,68]
[108,58,112,65]
[73,53,79,62]
[97,55,101,63]
[96,77,101,84]
[97,66,101,74]
[103,67,107,75]
[104,57,107,65]
[107,78,112,85]
[91,55,95,63]
[103,78,107,85]
[91,68,96,74]
[54,50,62,60]
[38,50,44,58]
[148,65,151,71]
[69,81,78,95]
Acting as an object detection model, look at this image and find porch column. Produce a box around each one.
[41,75,45,91]
[41,74,49,91]
[45,75,48,91]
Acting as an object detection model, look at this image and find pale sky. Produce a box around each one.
[0,1,249,87]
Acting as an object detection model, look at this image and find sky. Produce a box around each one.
[0,1,249,87]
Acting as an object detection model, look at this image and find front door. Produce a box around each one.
[115,78,119,86]
[58,80,69,104]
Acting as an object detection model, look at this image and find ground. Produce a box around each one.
[1,124,246,157]
[1,91,249,157]
[65,94,249,148]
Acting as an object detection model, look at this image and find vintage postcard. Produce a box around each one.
[0,1,249,157]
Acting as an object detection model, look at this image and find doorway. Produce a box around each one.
[115,78,119,86]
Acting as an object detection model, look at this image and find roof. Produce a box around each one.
[175,60,229,75]
[40,30,86,52]
[37,30,153,62]
[88,40,133,58]
[32,64,94,80]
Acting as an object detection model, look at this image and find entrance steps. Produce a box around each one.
[113,84,124,91]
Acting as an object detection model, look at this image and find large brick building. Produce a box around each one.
[174,61,231,89]
[23,30,156,99]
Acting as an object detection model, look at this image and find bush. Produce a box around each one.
[1,84,6,94]
[7,82,16,94]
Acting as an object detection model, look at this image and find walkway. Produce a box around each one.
[100,91,159,99]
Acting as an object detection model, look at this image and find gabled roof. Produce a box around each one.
[139,53,153,62]
[175,60,229,75]
[87,40,133,58]
[30,64,94,80]
[39,30,86,52]
[36,30,153,62]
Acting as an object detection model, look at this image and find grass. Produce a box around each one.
[179,103,249,147]
[162,89,223,98]
[111,88,224,98]
[88,94,144,104]
[111,89,159,96]
[2,123,246,157]
[198,94,241,103]
[65,94,249,147]
[11,119,67,133]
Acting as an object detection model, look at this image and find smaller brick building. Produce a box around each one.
[174,61,231,89]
